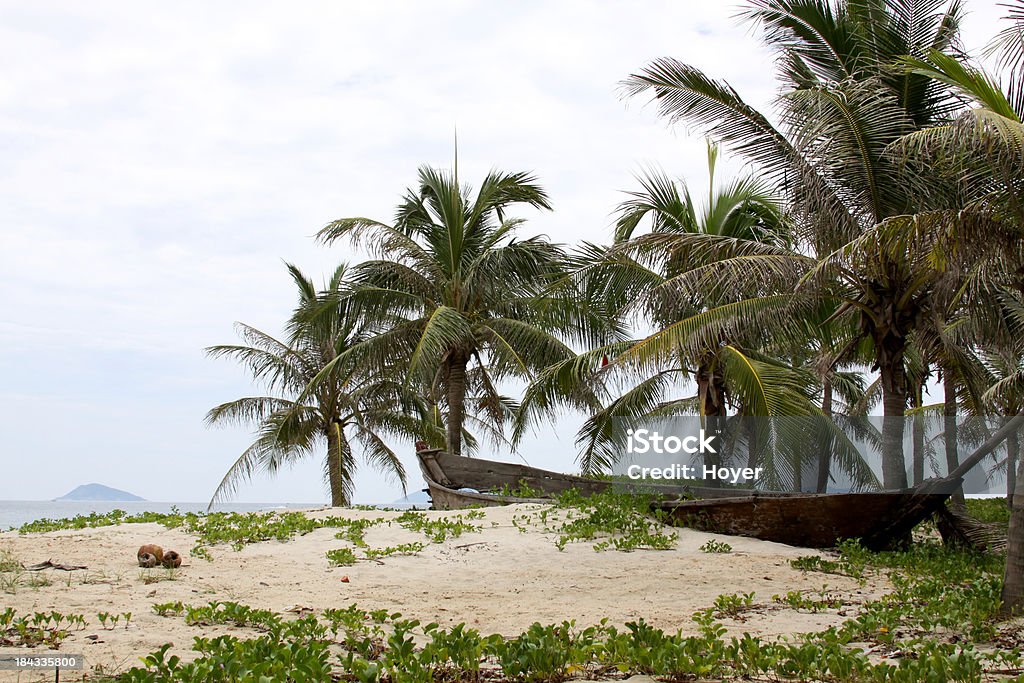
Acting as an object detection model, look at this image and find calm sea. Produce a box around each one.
[0,501,325,531]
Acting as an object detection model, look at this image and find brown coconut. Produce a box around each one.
[161,550,182,568]
[137,544,164,567]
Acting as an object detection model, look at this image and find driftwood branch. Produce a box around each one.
[24,559,88,571]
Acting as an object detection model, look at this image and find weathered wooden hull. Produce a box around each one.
[421,478,551,510]
[417,450,958,549]
[654,488,953,550]
[416,450,761,509]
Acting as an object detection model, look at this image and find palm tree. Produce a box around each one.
[620,0,968,489]
[520,147,877,491]
[611,143,793,414]
[205,263,419,507]
[769,0,1024,614]
[892,6,1024,614]
[316,164,582,457]
[979,295,1024,615]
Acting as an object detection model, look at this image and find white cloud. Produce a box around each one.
[0,1,1008,502]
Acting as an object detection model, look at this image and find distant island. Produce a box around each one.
[392,490,430,506]
[54,483,145,502]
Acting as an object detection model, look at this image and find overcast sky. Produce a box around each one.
[0,2,1006,504]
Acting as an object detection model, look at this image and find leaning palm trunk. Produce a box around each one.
[1009,431,1019,510]
[446,353,469,456]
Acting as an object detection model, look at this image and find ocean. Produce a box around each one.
[0,501,325,531]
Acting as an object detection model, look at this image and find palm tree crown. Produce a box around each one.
[205,263,413,507]
[317,165,580,456]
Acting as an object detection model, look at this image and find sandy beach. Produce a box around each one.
[0,504,886,681]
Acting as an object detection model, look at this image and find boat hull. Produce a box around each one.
[416,450,956,549]
[416,450,762,507]
[654,490,952,550]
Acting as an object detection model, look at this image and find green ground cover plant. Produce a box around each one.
[393,510,483,543]
[699,539,732,553]
[14,509,183,534]
[0,546,22,571]
[15,508,486,563]
[152,602,184,617]
[363,542,427,561]
[0,609,88,649]
[13,498,1022,680]
[326,547,359,566]
[772,587,845,612]
[965,497,1011,527]
[511,489,678,552]
[121,538,1023,682]
[323,511,483,565]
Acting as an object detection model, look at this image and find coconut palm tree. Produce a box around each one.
[978,294,1024,615]
[882,4,1024,614]
[620,0,968,489]
[610,143,795,417]
[519,147,877,491]
[316,165,583,457]
[205,263,422,507]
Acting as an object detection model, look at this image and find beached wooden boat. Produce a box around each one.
[416,413,1024,549]
[416,448,765,509]
[653,481,956,550]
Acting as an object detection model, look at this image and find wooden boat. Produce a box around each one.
[653,481,956,550]
[416,415,1024,549]
[416,448,767,509]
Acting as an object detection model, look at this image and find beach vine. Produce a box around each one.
[122,540,1021,682]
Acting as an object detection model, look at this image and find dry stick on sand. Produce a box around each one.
[24,559,88,571]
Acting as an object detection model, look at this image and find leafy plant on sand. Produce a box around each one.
[510,489,677,552]
[122,542,1023,682]
[699,539,732,554]
[152,602,184,617]
[772,588,844,612]
[326,548,358,567]
[363,543,427,561]
[0,547,22,572]
[965,497,1011,528]
[16,508,185,534]
[392,510,484,543]
[0,609,87,649]
[324,511,484,564]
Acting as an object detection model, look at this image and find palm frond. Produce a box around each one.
[204,397,303,427]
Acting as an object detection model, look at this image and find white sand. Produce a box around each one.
[0,504,884,681]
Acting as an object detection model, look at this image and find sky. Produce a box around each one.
[0,1,1007,504]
